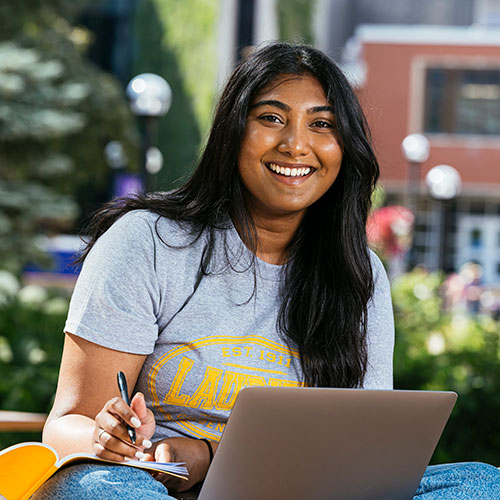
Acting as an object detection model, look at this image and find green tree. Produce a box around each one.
[132,0,218,191]
[278,0,316,44]
[0,0,139,273]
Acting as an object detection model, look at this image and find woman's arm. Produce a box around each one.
[42,333,154,459]
[44,333,215,491]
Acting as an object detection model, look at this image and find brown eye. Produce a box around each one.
[259,115,283,124]
[312,120,333,129]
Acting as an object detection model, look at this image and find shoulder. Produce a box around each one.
[367,249,392,308]
[369,249,389,285]
[101,210,201,249]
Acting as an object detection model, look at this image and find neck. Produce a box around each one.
[235,212,303,265]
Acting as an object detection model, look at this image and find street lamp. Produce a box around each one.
[126,73,172,191]
[425,164,462,272]
[401,133,430,210]
[401,133,430,269]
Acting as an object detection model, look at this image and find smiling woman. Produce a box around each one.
[30,42,500,500]
[238,74,343,258]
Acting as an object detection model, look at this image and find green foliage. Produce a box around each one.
[392,269,500,464]
[0,271,67,449]
[133,0,218,191]
[0,1,139,273]
[278,0,316,44]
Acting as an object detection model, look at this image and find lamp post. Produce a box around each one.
[425,164,462,272]
[126,73,172,192]
[401,133,430,269]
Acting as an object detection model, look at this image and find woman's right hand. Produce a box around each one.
[92,391,156,461]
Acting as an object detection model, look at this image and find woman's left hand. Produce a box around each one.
[141,437,216,492]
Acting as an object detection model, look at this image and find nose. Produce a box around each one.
[277,123,311,156]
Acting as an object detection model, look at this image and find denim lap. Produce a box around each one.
[30,460,500,499]
[30,463,177,500]
[415,462,500,500]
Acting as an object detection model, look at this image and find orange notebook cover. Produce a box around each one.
[0,441,188,500]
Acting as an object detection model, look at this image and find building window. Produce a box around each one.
[470,228,482,248]
[424,67,500,135]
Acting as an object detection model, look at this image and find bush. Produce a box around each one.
[392,268,500,464]
[0,272,67,449]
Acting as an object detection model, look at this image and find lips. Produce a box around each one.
[265,162,316,178]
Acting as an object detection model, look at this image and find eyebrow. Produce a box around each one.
[250,100,334,114]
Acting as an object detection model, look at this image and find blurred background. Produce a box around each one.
[1,0,499,465]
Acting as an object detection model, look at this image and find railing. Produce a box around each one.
[0,411,46,432]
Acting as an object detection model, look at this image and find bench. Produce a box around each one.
[0,411,46,432]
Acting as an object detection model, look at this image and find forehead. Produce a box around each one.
[251,73,329,104]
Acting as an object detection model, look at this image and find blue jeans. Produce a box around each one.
[31,462,500,499]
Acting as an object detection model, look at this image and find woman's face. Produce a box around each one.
[238,74,343,223]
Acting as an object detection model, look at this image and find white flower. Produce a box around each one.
[413,283,431,300]
[0,336,13,363]
[43,297,69,315]
[18,284,48,307]
[0,270,20,304]
[28,347,47,365]
[426,332,446,356]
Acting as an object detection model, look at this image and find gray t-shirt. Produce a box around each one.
[65,210,394,443]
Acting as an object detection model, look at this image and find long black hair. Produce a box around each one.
[79,42,379,388]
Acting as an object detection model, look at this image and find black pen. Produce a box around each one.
[117,371,137,444]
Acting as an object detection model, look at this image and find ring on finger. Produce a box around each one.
[98,429,106,444]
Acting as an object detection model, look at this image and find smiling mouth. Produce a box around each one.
[266,162,315,178]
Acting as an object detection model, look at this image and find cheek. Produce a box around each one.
[319,144,343,178]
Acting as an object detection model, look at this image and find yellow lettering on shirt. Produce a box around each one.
[269,378,301,387]
[188,366,223,409]
[214,371,247,410]
[164,356,194,406]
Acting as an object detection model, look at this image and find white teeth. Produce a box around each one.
[268,163,312,177]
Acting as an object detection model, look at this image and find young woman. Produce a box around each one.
[33,43,499,499]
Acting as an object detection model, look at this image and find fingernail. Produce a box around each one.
[142,439,152,448]
[135,451,147,460]
[131,417,141,428]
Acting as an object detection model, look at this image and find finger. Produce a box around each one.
[94,428,140,459]
[95,410,136,445]
[93,441,134,462]
[131,392,148,420]
[131,392,156,439]
[138,452,155,462]
[106,396,142,430]
[94,422,152,458]
[154,442,174,463]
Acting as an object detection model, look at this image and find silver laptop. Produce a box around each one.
[175,387,457,500]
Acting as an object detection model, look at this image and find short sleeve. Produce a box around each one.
[64,211,160,354]
[363,251,395,389]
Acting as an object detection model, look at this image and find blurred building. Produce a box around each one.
[317,0,500,285]
[315,0,476,58]
[354,25,500,284]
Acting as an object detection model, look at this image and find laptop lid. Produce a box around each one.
[192,387,456,500]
